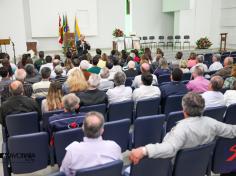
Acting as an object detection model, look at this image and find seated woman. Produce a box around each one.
[179,59,190,73]
[187,52,197,68]
[153,59,171,78]
[223,64,236,89]
[41,81,63,113]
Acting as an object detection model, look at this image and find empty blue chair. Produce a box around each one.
[76,160,123,176]
[158,74,171,85]
[43,110,64,130]
[166,111,184,133]
[108,100,134,121]
[164,95,184,115]
[47,172,65,176]
[80,104,107,117]
[211,104,236,174]
[135,98,161,119]
[8,132,49,174]
[103,119,131,152]
[6,112,39,136]
[203,106,227,122]
[182,72,192,81]
[173,142,215,176]
[54,128,84,165]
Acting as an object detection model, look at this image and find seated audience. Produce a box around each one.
[190,55,208,73]
[224,80,236,106]
[97,53,108,68]
[132,73,161,103]
[160,68,188,99]
[77,74,108,106]
[79,60,91,80]
[187,52,197,68]
[32,67,51,98]
[60,111,122,175]
[106,72,132,104]
[0,66,12,90]
[201,76,225,108]
[124,61,138,78]
[143,48,152,64]
[62,69,88,94]
[25,64,41,84]
[179,59,190,73]
[41,81,63,113]
[87,55,101,74]
[34,51,46,71]
[0,53,17,73]
[153,59,171,78]
[53,65,67,85]
[209,54,223,72]
[152,48,164,70]
[186,66,209,93]
[0,81,41,126]
[132,49,140,63]
[171,51,183,68]
[132,63,157,88]
[129,92,236,164]
[223,64,236,89]
[40,55,53,72]
[108,58,122,80]
[214,57,234,79]
[51,59,66,78]
[15,69,33,97]
[64,57,74,73]
[96,48,102,56]
[17,54,30,69]
[98,67,114,91]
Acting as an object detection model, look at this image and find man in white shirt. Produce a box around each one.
[209,54,223,72]
[201,76,225,108]
[224,80,236,106]
[190,55,208,73]
[60,111,122,176]
[133,73,161,103]
[132,63,157,88]
[39,55,53,72]
[106,72,132,104]
[129,92,236,164]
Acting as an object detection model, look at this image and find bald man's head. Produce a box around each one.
[224,57,233,67]
[141,63,150,73]
[10,80,24,96]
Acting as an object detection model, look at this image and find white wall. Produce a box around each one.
[0,0,27,60]
[132,0,174,38]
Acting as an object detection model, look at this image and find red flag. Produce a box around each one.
[58,15,63,44]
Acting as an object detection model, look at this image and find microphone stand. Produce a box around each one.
[11,40,16,64]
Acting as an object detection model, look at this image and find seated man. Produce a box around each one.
[190,55,208,73]
[201,76,225,108]
[60,111,122,176]
[129,92,236,164]
[49,93,85,132]
[209,54,223,72]
[132,73,161,103]
[87,55,101,74]
[98,67,114,91]
[124,61,138,78]
[77,74,108,106]
[0,81,41,126]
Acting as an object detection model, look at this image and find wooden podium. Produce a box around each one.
[220,33,228,52]
[26,41,37,54]
[63,32,76,53]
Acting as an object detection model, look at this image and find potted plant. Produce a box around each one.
[196,37,212,49]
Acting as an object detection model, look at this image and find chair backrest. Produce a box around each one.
[134,115,166,147]
[184,35,190,40]
[166,111,184,133]
[159,36,164,40]
[76,160,123,176]
[6,112,39,136]
[47,172,66,176]
[142,36,148,40]
[43,110,64,130]
[130,157,171,176]
[224,103,236,124]
[54,128,84,165]
[149,36,155,40]
[103,119,131,152]
[203,106,227,122]
[135,98,161,118]
[181,72,192,81]
[173,142,215,176]
[175,35,181,40]
[167,36,173,40]
[80,104,107,117]
[108,100,134,122]
[158,74,171,84]
[8,132,49,174]
[164,95,184,115]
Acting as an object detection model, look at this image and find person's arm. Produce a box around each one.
[211,118,236,138]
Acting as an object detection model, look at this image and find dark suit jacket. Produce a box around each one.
[76,40,91,57]
[124,69,138,78]
[160,81,188,99]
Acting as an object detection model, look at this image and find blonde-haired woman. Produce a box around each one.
[62,69,88,94]
[41,81,64,113]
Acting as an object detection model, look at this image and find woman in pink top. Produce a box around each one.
[187,52,197,68]
[132,49,140,63]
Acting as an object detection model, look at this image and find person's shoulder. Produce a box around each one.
[65,141,81,151]
[103,140,121,150]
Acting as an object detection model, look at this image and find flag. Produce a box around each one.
[58,15,63,44]
[64,14,70,33]
[74,16,81,42]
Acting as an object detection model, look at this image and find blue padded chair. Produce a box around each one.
[211,103,236,174]
[166,111,184,133]
[164,95,184,115]
[182,72,192,81]
[80,104,107,117]
[135,98,161,119]
[54,128,84,166]
[43,110,64,130]
[35,96,46,108]
[134,115,166,147]
[173,142,215,176]
[6,112,39,136]
[47,172,65,176]
[8,132,49,174]
[108,100,134,122]
[125,77,134,87]
[203,106,227,122]
[158,74,171,85]
[76,160,123,176]
[103,119,131,152]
